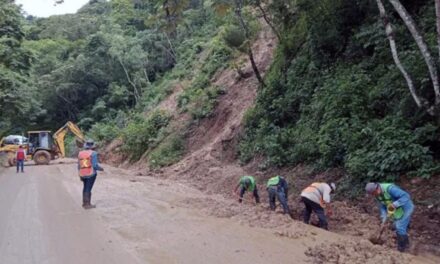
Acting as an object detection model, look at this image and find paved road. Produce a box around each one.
[0,163,139,264]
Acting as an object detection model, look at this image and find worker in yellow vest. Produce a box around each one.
[365,182,414,252]
[78,139,103,209]
[233,176,260,204]
[266,175,290,215]
[300,182,336,230]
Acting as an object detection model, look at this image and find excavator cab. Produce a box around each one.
[27,131,56,165]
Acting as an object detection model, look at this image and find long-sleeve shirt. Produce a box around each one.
[301,183,331,206]
[90,151,103,173]
[379,185,413,222]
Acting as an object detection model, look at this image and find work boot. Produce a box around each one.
[83,192,96,209]
[397,234,409,252]
[82,192,87,207]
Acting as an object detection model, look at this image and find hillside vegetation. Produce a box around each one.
[1,0,439,190]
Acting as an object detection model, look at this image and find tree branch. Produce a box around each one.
[118,57,139,105]
[255,0,280,41]
[376,0,423,109]
[388,0,440,103]
[234,0,265,87]
[435,0,440,59]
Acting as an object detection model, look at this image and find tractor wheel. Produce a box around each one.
[8,157,16,167]
[34,150,51,165]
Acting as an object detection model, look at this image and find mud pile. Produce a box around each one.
[101,16,440,260]
[305,239,411,264]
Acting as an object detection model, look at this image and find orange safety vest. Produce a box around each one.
[78,150,94,178]
[302,183,326,207]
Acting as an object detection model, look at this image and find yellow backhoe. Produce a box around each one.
[0,121,85,166]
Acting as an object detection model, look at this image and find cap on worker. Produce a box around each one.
[83,139,96,149]
[329,182,336,191]
[365,182,378,194]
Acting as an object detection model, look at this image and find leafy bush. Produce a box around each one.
[177,36,232,119]
[121,110,171,161]
[149,134,185,169]
[346,119,436,181]
[239,0,440,183]
[223,25,246,49]
[89,122,121,143]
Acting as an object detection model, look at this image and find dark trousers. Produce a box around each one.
[268,186,290,213]
[16,160,24,172]
[301,196,328,230]
[239,186,260,203]
[82,175,97,194]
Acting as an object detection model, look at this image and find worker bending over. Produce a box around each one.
[266,175,290,215]
[365,182,414,252]
[234,176,260,204]
[300,182,336,230]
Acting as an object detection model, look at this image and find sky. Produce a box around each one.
[15,0,90,17]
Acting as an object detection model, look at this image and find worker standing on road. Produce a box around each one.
[300,182,336,230]
[234,176,260,204]
[15,145,26,173]
[78,139,103,209]
[365,182,414,252]
[266,175,290,215]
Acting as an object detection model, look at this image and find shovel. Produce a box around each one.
[369,222,386,245]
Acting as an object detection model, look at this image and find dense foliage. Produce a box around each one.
[0,0,41,135]
[239,0,440,187]
[2,0,253,164]
[2,0,440,184]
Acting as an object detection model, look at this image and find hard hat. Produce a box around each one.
[330,182,336,191]
[83,139,96,149]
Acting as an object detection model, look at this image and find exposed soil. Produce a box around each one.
[100,20,440,263]
[305,239,413,264]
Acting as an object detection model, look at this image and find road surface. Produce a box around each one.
[0,161,436,264]
[0,161,313,264]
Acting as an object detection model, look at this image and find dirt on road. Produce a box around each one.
[93,17,440,264]
[1,161,437,264]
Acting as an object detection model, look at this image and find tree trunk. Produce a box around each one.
[234,0,265,87]
[255,0,281,41]
[376,0,424,109]
[388,0,440,104]
[119,58,139,105]
[435,0,440,59]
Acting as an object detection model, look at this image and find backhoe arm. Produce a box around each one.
[53,121,85,157]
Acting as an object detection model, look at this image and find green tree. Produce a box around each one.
[0,0,41,135]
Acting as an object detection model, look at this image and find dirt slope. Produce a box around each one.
[100,20,440,262]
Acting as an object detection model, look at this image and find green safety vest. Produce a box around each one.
[376,183,404,220]
[240,176,256,192]
[267,176,280,187]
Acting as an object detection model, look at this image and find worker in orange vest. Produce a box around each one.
[78,139,103,209]
[300,182,336,230]
[16,145,27,173]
